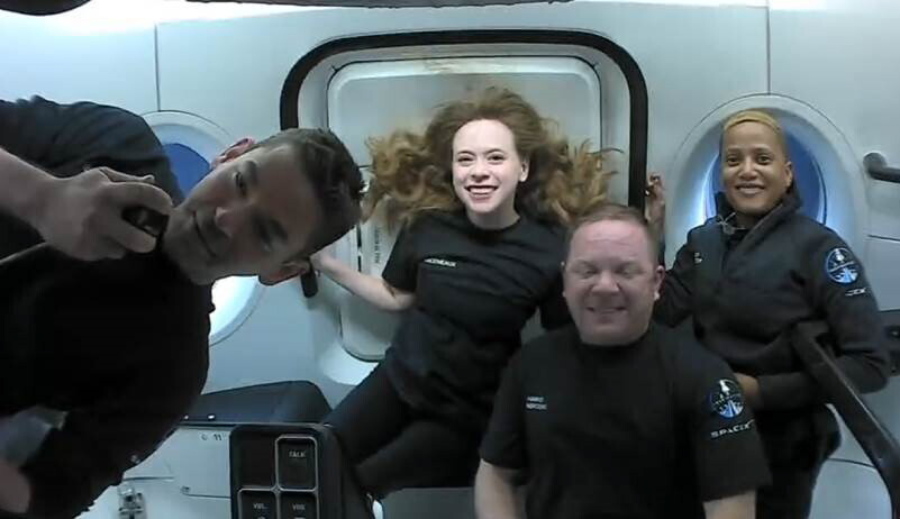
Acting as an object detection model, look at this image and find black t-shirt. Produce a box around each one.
[381,210,570,429]
[0,247,213,518]
[480,324,771,519]
[0,96,211,518]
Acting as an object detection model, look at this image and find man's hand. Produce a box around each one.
[30,167,173,261]
[0,458,31,514]
[735,373,763,409]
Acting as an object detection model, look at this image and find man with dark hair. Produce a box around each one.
[244,128,363,258]
[475,203,771,519]
[0,95,363,518]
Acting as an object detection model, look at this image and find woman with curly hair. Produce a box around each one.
[313,87,616,501]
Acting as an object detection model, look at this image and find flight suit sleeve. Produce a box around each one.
[380,221,420,293]
[654,232,696,327]
[20,332,208,519]
[0,96,180,200]
[683,350,771,501]
[757,232,890,409]
[480,353,527,470]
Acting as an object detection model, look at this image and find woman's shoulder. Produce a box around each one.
[785,211,833,235]
[683,217,720,242]
[519,214,568,240]
[783,212,855,256]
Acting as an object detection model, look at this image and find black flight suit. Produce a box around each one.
[655,190,890,518]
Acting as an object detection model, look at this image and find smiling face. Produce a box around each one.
[563,218,664,347]
[721,118,794,227]
[451,119,528,229]
[163,143,322,285]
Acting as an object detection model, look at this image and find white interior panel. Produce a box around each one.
[866,237,900,311]
[114,427,232,498]
[770,0,900,241]
[0,11,157,114]
[326,56,602,360]
[810,460,891,519]
[78,479,230,519]
[157,2,767,174]
[853,376,900,460]
[828,397,899,477]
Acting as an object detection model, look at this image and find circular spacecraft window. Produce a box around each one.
[208,275,262,344]
[146,111,262,346]
[162,142,210,195]
[667,98,865,268]
[703,131,827,223]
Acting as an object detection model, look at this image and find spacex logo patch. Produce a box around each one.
[709,379,744,419]
[825,247,859,285]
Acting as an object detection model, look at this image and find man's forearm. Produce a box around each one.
[0,147,56,229]
[475,461,521,519]
[0,459,31,514]
[703,491,756,519]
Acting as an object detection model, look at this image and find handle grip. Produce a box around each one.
[300,268,318,298]
[864,152,900,184]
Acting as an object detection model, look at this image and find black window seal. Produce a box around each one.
[0,0,91,15]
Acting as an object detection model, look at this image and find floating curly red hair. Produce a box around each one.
[363,87,617,229]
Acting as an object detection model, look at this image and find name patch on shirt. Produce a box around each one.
[825,247,859,285]
[525,395,547,411]
[708,379,744,419]
[424,257,457,268]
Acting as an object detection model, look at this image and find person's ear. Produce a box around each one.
[257,259,309,286]
[210,137,256,169]
[653,265,665,302]
[784,161,795,191]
